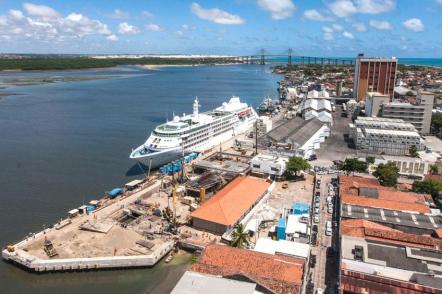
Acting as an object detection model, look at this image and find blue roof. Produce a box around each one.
[277,217,286,228]
[108,188,123,197]
[292,202,310,210]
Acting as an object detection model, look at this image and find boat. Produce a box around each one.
[258,97,276,113]
[130,96,258,168]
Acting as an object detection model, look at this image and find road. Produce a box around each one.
[308,174,340,294]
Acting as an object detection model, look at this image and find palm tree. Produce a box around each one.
[230,223,250,248]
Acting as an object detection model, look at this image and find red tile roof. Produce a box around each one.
[341,270,440,294]
[341,219,442,249]
[339,176,431,214]
[191,244,305,294]
[191,176,271,226]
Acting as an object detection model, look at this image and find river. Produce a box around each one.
[0,64,280,293]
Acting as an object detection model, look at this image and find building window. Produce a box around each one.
[354,245,364,261]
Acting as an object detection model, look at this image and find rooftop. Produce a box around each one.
[191,244,305,294]
[191,176,271,226]
[265,117,325,146]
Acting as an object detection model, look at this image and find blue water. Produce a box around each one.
[0,64,280,293]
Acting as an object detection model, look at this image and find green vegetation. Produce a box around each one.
[431,113,442,139]
[366,156,375,165]
[430,164,439,175]
[409,145,419,158]
[412,179,442,198]
[340,158,368,175]
[273,63,353,76]
[285,156,311,177]
[0,57,235,71]
[230,223,250,248]
[373,161,399,187]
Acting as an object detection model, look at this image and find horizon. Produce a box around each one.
[0,0,442,57]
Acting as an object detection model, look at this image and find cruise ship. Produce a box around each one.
[130,96,258,168]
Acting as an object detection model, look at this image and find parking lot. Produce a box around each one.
[315,107,356,166]
[307,174,340,294]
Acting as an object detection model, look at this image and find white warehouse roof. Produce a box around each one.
[254,238,310,259]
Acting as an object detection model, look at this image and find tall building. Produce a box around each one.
[353,54,397,101]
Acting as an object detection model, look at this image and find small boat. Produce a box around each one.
[258,97,276,113]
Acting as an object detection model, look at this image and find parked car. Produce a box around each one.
[311,232,318,245]
[316,288,324,294]
[314,207,319,214]
[310,254,317,268]
[315,191,320,197]
[315,202,320,209]
[326,226,332,236]
[314,215,319,223]
[312,224,318,232]
[327,207,333,214]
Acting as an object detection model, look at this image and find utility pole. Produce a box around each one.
[255,120,258,155]
[288,48,292,66]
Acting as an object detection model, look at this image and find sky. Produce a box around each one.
[0,0,441,57]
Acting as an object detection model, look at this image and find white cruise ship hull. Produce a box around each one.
[130,146,182,169]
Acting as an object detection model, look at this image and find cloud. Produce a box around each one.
[106,34,118,41]
[403,18,424,32]
[322,26,334,33]
[438,0,442,4]
[328,0,395,18]
[257,0,296,20]
[332,24,344,31]
[356,0,395,14]
[0,4,112,42]
[175,30,184,36]
[145,23,164,32]
[118,22,140,34]
[190,2,244,25]
[106,9,129,19]
[353,23,367,31]
[23,2,59,18]
[323,32,334,40]
[142,11,154,19]
[328,0,357,18]
[303,9,332,21]
[369,19,392,30]
[343,31,354,39]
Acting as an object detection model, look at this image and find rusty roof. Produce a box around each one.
[191,244,305,294]
[191,176,271,226]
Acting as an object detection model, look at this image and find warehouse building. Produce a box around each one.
[349,117,424,155]
[191,176,271,235]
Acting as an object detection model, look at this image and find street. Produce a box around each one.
[308,174,340,294]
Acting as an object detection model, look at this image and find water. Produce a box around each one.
[0,64,280,293]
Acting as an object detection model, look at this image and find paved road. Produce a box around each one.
[309,174,340,293]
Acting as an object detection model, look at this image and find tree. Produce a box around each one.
[409,145,419,158]
[230,223,250,248]
[285,156,311,177]
[340,158,368,175]
[373,161,399,187]
[366,156,375,165]
[412,179,442,198]
[430,164,439,175]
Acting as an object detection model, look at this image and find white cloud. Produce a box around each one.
[328,0,357,18]
[191,2,244,25]
[257,0,296,20]
[356,0,395,14]
[323,32,334,40]
[118,22,140,34]
[332,24,344,31]
[343,31,354,39]
[175,30,184,36]
[106,9,129,19]
[142,11,154,19]
[106,34,118,41]
[437,0,442,4]
[145,23,164,32]
[303,9,332,21]
[369,19,392,30]
[353,23,367,31]
[403,18,424,32]
[328,0,395,18]
[0,4,112,42]
[322,26,334,33]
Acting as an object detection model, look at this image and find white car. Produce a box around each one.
[316,288,324,294]
[326,227,332,236]
[326,221,332,229]
[314,215,320,223]
[314,207,319,214]
[327,207,333,214]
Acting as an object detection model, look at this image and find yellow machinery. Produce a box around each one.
[6,245,15,252]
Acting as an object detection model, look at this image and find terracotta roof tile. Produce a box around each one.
[191,176,271,226]
[192,244,304,294]
[341,194,431,214]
